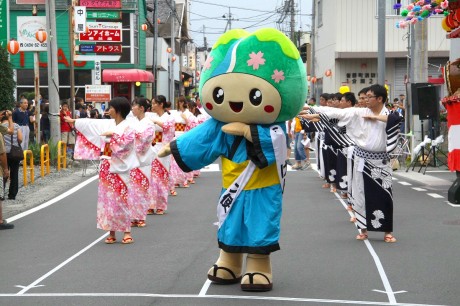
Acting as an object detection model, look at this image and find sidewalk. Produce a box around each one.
[2,161,98,219]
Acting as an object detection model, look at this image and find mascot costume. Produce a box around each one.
[159,28,306,291]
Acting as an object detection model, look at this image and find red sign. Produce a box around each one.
[79,0,122,9]
[79,30,122,42]
[95,44,122,53]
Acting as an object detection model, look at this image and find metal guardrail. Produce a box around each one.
[23,150,34,186]
[41,144,50,178]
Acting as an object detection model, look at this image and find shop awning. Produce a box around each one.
[102,69,154,83]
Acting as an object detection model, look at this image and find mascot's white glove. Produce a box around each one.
[158,143,171,157]
[222,122,253,143]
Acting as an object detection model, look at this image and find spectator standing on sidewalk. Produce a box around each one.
[1,113,22,200]
[40,104,51,143]
[60,101,75,157]
[12,98,31,150]
[0,110,14,229]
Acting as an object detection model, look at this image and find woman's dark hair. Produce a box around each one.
[188,101,201,116]
[133,97,151,112]
[154,95,171,110]
[90,109,98,118]
[177,95,188,109]
[108,97,131,119]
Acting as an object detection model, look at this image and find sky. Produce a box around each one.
[188,0,313,48]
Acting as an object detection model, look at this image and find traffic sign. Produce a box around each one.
[79,0,122,9]
[85,85,111,102]
[86,11,122,20]
[79,22,122,42]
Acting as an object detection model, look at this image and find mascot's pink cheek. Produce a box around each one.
[206,103,213,111]
[264,105,274,113]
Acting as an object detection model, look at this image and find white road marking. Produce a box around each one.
[200,164,220,172]
[15,285,45,289]
[427,193,444,199]
[412,187,427,191]
[392,177,398,181]
[0,293,447,305]
[16,233,109,295]
[332,187,397,304]
[6,175,99,223]
[373,289,407,294]
[198,279,211,296]
[446,201,460,207]
[398,181,412,186]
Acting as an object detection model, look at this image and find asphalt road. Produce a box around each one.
[0,159,459,306]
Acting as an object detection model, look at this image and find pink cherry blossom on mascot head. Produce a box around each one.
[199,28,307,125]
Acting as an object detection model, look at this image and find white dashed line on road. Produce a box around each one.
[427,193,444,199]
[412,187,427,191]
[398,181,412,186]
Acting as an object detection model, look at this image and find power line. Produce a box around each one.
[192,0,275,13]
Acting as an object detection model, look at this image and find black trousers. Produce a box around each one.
[4,154,20,199]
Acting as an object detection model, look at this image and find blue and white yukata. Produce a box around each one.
[170,118,287,254]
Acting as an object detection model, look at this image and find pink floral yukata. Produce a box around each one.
[129,117,156,220]
[149,112,175,212]
[97,120,138,232]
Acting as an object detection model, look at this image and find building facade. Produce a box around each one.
[311,0,450,100]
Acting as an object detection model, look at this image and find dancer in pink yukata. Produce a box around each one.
[130,98,156,227]
[146,95,175,215]
[66,97,139,244]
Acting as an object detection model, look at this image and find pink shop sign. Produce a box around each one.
[78,0,122,9]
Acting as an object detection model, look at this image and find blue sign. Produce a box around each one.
[79,44,95,52]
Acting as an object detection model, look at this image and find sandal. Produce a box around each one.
[384,234,397,243]
[182,183,189,188]
[322,183,330,188]
[137,220,146,227]
[122,237,134,244]
[131,220,139,227]
[356,233,368,240]
[350,217,357,223]
[147,209,155,215]
[346,205,353,211]
[241,272,273,292]
[330,187,337,193]
[208,264,242,284]
[341,194,349,199]
[170,190,177,196]
[154,209,165,215]
[105,237,117,244]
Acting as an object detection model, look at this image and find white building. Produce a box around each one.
[311,0,450,100]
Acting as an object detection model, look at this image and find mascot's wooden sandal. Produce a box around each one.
[241,272,273,292]
[384,234,397,243]
[208,264,242,284]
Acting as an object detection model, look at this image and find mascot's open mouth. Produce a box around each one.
[229,101,243,113]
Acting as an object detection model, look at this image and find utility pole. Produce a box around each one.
[203,25,208,60]
[153,0,158,97]
[290,0,295,44]
[170,0,175,108]
[32,5,40,145]
[45,0,61,144]
[224,7,232,32]
[69,0,76,118]
[310,0,316,101]
[377,0,385,86]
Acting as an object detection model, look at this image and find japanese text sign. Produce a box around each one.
[79,0,122,9]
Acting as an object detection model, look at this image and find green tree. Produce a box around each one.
[0,47,17,110]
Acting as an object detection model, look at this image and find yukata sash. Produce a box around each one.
[217,125,287,228]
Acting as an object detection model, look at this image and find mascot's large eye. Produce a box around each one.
[213,87,225,104]
[249,89,262,106]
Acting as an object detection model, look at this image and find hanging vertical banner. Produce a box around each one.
[0,0,8,47]
[94,60,101,85]
[74,6,87,34]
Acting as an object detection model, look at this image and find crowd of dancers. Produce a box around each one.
[65,94,209,244]
[299,84,401,243]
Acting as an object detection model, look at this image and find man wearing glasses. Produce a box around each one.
[300,84,401,243]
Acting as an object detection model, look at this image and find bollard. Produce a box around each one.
[57,141,67,171]
[40,144,50,177]
[23,150,34,186]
